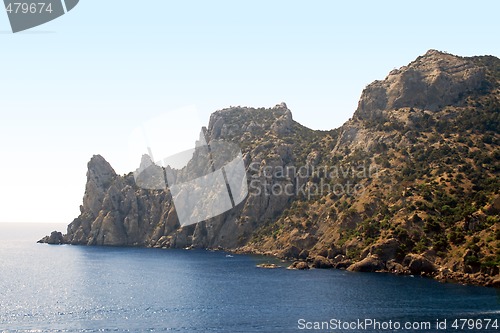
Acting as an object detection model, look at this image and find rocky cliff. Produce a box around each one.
[40,50,500,287]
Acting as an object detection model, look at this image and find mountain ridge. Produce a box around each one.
[40,50,500,287]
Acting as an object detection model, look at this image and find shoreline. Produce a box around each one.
[231,246,500,288]
[37,235,500,288]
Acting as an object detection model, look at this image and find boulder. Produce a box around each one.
[311,255,333,269]
[361,238,400,262]
[288,261,310,270]
[347,255,385,272]
[334,260,353,270]
[403,254,437,275]
[331,254,352,269]
[332,254,348,263]
[281,245,301,260]
[327,247,342,259]
[386,259,409,275]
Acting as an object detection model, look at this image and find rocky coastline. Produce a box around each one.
[40,50,500,288]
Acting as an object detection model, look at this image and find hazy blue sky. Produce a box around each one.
[1,0,499,223]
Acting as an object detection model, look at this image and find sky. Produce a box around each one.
[0,0,499,223]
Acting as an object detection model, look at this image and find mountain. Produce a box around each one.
[40,50,500,287]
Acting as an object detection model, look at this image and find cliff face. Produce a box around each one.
[356,50,489,118]
[61,103,307,250]
[41,51,500,287]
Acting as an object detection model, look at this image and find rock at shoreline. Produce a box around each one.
[288,261,310,270]
[347,255,385,272]
[38,231,64,245]
[256,263,280,269]
[311,255,333,269]
[403,254,437,276]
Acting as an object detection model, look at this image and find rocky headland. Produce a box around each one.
[40,50,500,287]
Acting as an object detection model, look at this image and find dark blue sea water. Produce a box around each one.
[0,223,498,333]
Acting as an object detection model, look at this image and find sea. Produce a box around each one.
[0,223,498,333]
